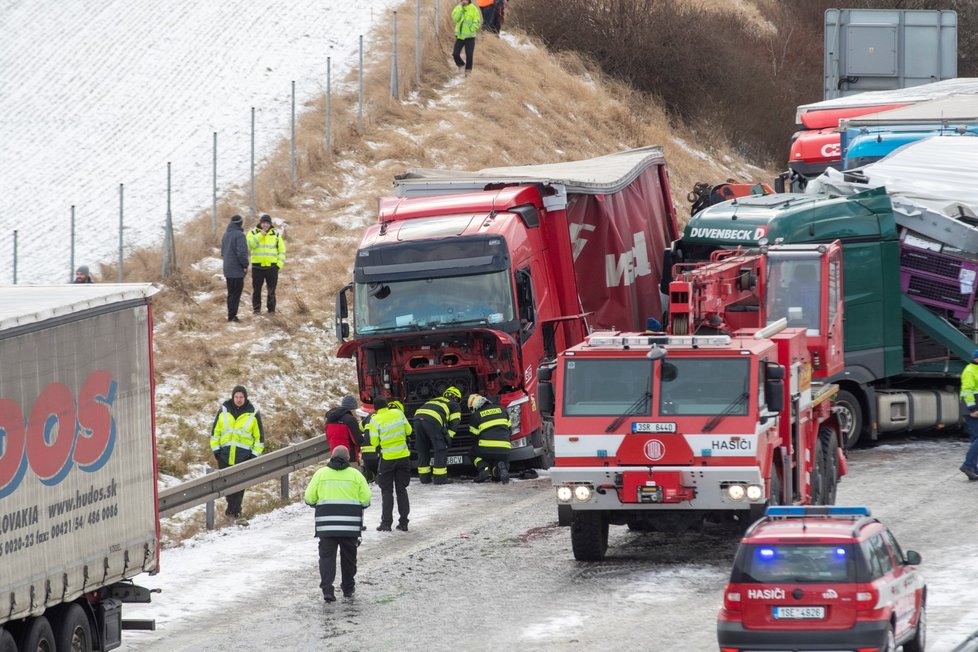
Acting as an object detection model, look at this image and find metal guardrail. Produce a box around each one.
[158,436,331,518]
[953,630,978,652]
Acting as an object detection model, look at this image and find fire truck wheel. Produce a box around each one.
[0,628,15,652]
[818,427,839,505]
[767,462,783,506]
[835,390,864,450]
[570,512,608,561]
[810,436,826,505]
[16,616,55,652]
[536,420,555,469]
[52,603,93,652]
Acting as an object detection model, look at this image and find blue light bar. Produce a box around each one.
[765,506,871,518]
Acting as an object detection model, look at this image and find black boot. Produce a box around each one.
[497,461,509,485]
[473,468,491,483]
[433,475,453,485]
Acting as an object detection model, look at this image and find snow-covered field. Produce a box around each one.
[0,0,389,284]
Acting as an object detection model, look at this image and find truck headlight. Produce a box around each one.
[574,485,593,502]
[746,484,764,501]
[556,486,573,503]
[727,484,746,501]
[507,403,522,435]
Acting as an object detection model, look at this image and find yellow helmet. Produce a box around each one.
[389,400,405,412]
[443,386,462,401]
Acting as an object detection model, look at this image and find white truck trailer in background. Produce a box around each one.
[0,285,159,652]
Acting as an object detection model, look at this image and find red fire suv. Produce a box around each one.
[717,506,925,652]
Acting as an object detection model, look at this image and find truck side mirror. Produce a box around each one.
[537,363,555,417]
[335,283,352,343]
[764,362,785,413]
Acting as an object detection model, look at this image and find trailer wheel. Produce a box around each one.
[819,426,839,505]
[835,389,864,449]
[17,616,55,652]
[810,437,825,505]
[0,629,16,652]
[535,420,555,470]
[570,512,608,561]
[53,603,93,652]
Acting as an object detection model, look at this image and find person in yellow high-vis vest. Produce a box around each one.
[366,396,413,532]
[210,385,265,519]
[451,0,482,75]
[246,214,286,314]
[960,349,978,481]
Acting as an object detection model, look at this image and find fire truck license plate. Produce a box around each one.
[772,606,824,620]
[446,456,466,465]
[632,422,676,433]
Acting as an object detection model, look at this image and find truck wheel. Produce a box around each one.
[53,604,93,652]
[819,427,839,505]
[17,616,55,652]
[535,420,555,469]
[0,629,16,652]
[835,390,864,449]
[767,463,783,506]
[570,512,608,561]
[810,437,825,505]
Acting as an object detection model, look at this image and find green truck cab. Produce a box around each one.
[668,188,970,447]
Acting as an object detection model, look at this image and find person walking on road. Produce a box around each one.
[467,393,512,484]
[451,0,482,76]
[961,349,978,481]
[210,385,265,520]
[366,397,413,532]
[326,395,364,464]
[413,387,461,485]
[221,214,250,322]
[246,213,286,314]
[304,445,371,602]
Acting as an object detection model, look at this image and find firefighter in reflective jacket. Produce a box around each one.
[413,386,462,484]
[367,397,413,531]
[210,384,265,518]
[468,393,511,484]
[304,445,371,602]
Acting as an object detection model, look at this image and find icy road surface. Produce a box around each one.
[123,437,978,651]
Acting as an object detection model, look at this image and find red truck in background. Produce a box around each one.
[539,243,847,560]
[0,285,159,651]
[336,147,679,469]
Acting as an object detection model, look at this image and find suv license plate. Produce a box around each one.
[772,606,825,620]
[446,455,465,465]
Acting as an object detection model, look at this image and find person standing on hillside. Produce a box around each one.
[246,213,286,314]
[366,397,413,532]
[304,445,371,602]
[476,0,501,34]
[960,349,978,481]
[221,214,250,322]
[210,385,265,521]
[451,0,482,76]
[325,395,364,464]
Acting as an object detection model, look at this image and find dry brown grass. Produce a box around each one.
[145,0,774,537]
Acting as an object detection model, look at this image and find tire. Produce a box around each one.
[53,603,93,652]
[535,420,555,470]
[835,389,864,449]
[768,461,783,506]
[818,426,839,505]
[810,437,825,505]
[903,605,926,652]
[570,511,608,561]
[0,629,16,652]
[882,625,896,652]
[17,616,55,652]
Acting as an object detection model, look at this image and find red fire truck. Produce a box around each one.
[538,242,847,560]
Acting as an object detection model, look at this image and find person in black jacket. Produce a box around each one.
[467,393,512,484]
[221,214,250,322]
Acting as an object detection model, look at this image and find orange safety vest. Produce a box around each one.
[476,0,494,6]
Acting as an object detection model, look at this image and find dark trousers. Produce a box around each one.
[377,457,411,527]
[415,418,448,482]
[965,412,978,469]
[452,38,475,70]
[226,277,244,320]
[473,446,510,478]
[481,3,500,33]
[362,454,379,483]
[318,536,358,596]
[216,454,244,516]
[252,265,279,312]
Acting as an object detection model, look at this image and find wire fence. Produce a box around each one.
[7,0,451,285]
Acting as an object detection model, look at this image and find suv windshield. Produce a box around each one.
[659,358,750,416]
[563,359,653,417]
[731,543,861,584]
[354,271,515,333]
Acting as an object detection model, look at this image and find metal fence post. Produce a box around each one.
[12,230,17,284]
[326,56,332,154]
[280,474,290,501]
[250,107,256,219]
[358,35,364,132]
[290,80,296,188]
[212,132,218,236]
[205,466,215,530]
[391,11,399,99]
[118,183,124,282]
[70,205,75,282]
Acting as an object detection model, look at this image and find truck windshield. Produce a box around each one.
[766,257,821,333]
[562,359,653,417]
[354,271,515,333]
[659,358,750,416]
